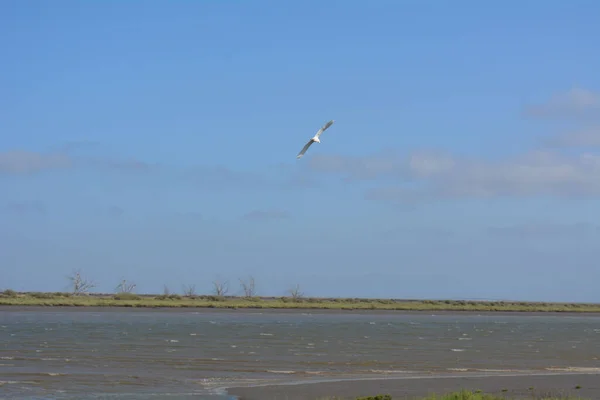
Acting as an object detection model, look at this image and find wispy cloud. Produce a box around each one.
[0,145,316,201]
[188,165,267,189]
[0,147,157,176]
[375,150,600,203]
[523,87,600,119]
[486,222,600,239]
[5,201,46,216]
[107,205,125,218]
[306,88,600,205]
[241,209,290,221]
[379,226,454,239]
[312,149,600,203]
[88,157,156,172]
[308,151,409,181]
[0,150,72,174]
[58,140,102,153]
[184,162,324,192]
[10,88,600,205]
[543,126,600,148]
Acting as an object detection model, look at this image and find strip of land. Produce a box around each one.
[226,373,600,400]
[1,290,600,312]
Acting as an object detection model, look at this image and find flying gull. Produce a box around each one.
[296,120,335,159]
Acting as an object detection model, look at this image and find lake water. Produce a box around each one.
[1,308,600,399]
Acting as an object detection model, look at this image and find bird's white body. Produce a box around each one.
[296,120,334,159]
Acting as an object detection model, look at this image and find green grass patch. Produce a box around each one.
[1,291,600,312]
[319,390,588,400]
[112,293,142,301]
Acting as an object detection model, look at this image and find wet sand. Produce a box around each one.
[227,373,600,399]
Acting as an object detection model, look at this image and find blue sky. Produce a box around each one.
[2,1,600,302]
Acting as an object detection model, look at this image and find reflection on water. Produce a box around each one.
[1,308,599,399]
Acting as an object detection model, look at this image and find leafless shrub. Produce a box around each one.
[115,279,136,293]
[182,284,196,297]
[212,279,229,296]
[163,285,170,296]
[288,284,304,300]
[67,269,96,295]
[239,276,256,298]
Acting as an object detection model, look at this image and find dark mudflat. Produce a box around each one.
[227,373,600,400]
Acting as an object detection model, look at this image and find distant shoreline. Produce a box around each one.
[1,290,600,313]
[226,372,600,400]
[3,306,600,317]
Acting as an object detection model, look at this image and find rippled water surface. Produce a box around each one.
[1,308,600,399]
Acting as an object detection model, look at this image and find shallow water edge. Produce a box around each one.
[226,372,600,400]
[4,305,600,317]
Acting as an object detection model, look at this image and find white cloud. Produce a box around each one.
[308,87,600,204]
[0,149,154,175]
[312,149,600,203]
[0,150,72,174]
[524,87,600,118]
[241,209,290,221]
[5,201,46,215]
[107,205,125,218]
[307,151,410,181]
[406,150,600,198]
[487,222,600,239]
[544,126,600,148]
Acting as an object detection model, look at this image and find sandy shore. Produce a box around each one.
[226,373,600,399]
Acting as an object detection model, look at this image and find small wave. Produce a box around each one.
[260,333,274,336]
[475,369,525,373]
[267,370,296,374]
[450,349,465,352]
[197,376,287,393]
[369,369,416,374]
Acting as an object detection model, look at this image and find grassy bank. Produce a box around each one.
[1,290,600,312]
[319,390,588,399]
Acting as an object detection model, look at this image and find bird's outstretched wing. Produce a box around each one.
[314,120,334,139]
[296,139,314,159]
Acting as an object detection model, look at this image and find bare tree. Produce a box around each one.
[239,276,256,298]
[212,279,229,296]
[67,269,96,295]
[163,285,170,296]
[115,279,136,293]
[288,284,304,300]
[182,284,196,297]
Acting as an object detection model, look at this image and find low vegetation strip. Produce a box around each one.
[319,390,588,399]
[1,290,600,312]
